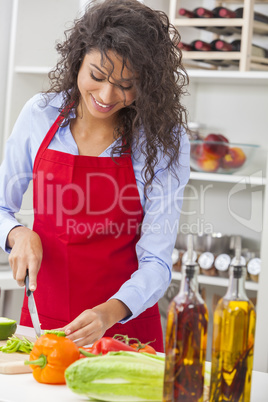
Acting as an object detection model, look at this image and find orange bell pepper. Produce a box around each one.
[25,333,80,384]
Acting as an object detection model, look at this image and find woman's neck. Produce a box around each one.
[70,104,120,156]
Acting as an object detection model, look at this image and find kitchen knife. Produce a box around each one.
[25,270,42,337]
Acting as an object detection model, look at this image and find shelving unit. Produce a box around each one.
[172,270,259,290]
[169,0,268,70]
[166,2,268,371]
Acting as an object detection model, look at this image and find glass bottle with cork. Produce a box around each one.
[163,234,208,402]
[209,236,256,402]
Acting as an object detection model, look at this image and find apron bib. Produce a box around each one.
[20,114,164,352]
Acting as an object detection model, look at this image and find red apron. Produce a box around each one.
[20,114,164,352]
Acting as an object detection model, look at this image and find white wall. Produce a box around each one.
[144,0,169,14]
[0,0,12,162]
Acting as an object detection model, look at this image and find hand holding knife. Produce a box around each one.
[25,269,42,337]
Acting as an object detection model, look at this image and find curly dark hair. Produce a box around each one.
[46,0,189,196]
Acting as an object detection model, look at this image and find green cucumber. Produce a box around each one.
[0,317,17,341]
[43,330,66,337]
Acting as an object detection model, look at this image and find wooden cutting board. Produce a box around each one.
[0,335,35,374]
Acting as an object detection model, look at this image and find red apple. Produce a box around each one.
[222,147,246,169]
[203,133,229,159]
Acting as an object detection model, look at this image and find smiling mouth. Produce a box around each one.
[92,95,114,108]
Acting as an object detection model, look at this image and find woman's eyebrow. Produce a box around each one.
[90,63,106,75]
[90,62,133,83]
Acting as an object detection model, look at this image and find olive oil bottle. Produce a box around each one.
[163,235,208,402]
[209,237,256,402]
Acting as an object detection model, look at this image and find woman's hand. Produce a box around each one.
[7,226,43,291]
[63,299,131,346]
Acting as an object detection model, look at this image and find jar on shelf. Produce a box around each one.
[247,257,261,282]
[198,251,217,276]
[214,253,231,278]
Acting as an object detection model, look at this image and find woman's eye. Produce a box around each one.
[90,71,133,91]
[119,84,133,91]
[90,71,105,82]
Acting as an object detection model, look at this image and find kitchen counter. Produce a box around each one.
[0,326,268,402]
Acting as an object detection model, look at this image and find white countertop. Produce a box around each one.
[0,326,268,402]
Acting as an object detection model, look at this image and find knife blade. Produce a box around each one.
[25,270,42,337]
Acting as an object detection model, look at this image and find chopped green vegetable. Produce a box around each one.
[43,330,66,337]
[65,351,165,401]
[0,317,17,340]
[0,335,34,354]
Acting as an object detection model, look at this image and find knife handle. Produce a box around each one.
[25,269,32,297]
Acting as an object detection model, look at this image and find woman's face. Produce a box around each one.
[77,50,136,121]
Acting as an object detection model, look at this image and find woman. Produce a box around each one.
[0,0,190,352]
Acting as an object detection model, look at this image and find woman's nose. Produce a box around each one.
[99,82,119,104]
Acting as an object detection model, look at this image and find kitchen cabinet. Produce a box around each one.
[162,0,268,372]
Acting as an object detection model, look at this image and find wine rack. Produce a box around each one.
[169,0,268,71]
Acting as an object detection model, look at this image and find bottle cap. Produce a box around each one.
[231,256,246,266]
[215,41,225,50]
[182,250,197,265]
[196,8,206,17]
[183,234,199,278]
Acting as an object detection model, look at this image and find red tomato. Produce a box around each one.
[130,343,157,354]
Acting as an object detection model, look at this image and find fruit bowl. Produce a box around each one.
[190,139,259,174]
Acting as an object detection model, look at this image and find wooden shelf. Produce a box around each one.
[172,270,259,291]
[189,171,266,185]
[187,69,268,83]
[15,66,51,74]
[173,18,244,26]
[173,19,268,34]
[182,51,241,60]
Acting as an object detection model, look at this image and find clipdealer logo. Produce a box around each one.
[227,171,263,233]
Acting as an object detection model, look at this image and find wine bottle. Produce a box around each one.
[219,7,268,25]
[178,40,234,67]
[178,40,216,51]
[215,39,268,58]
[163,235,208,402]
[178,7,238,36]
[196,6,236,18]
[178,8,196,18]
